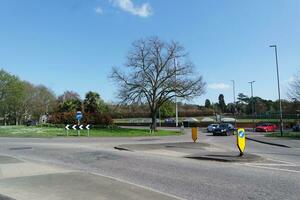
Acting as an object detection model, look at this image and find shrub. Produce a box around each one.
[48,112,113,126]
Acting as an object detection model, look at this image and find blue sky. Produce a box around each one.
[0,0,299,105]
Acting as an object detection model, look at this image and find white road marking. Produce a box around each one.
[266,158,297,165]
[242,164,300,174]
[90,172,186,200]
[249,163,297,166]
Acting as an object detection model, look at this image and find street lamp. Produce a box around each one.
[269,45,284,136]
[248,81,255,131]
[174,57,179,127]
[231,80,237,127]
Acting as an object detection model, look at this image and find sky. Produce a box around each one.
[0,0,299,105]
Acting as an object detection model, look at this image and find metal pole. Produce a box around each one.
[270,45,284,136]
[159,108,161,127]
[77,119,80,137]
[231,80,236,105]
[249,81,255,131]
[174,57,178,127]
[231,80,237,128]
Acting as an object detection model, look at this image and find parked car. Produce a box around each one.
[212,123,235,136]
[207,124,219,133]
[164,118,175,123]
[25,120,38,126]
[255,123,276,132]
[293,124,300,132]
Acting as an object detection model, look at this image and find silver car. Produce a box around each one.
[207,124,219,133]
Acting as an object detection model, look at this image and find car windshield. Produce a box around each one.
[260,123,269,126]
[219,124,228,128]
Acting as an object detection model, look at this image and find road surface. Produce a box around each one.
[0,129,299,200]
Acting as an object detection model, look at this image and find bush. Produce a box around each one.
[48,112,113,126]
[48,112,77,124]
[82,112,113,126]
[36,123,64,128]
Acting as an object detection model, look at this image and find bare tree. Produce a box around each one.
[288,71,300,101]
[110,37,206,131]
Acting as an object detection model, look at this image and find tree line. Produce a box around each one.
[0,69,111,125]
[204,92,300,117]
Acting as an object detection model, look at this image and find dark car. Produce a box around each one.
[293,124,300,132]
[207,124,219,133]
[213,123,235,136]
[25,120,38,126]
[164,118,175,123]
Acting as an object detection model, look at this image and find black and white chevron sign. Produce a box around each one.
[65,124,91,130]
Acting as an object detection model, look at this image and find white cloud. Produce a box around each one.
[95,6,103,14]
[208,83,230,90]
[110,0,152,17]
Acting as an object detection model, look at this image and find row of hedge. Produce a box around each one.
[48,112,113,126]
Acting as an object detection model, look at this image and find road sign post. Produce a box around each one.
[191,127,198,142]
[86,124,90,137]
[237,128,246,156]
[76,111,83,137]
[65,125,70,136]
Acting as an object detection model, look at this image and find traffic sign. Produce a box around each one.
[65,125,70,130]
[237,128,246,156]
[65,124,91,130]
[76,111,83,121]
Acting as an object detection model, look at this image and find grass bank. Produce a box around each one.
[0,126,181,138]
[265,131,300,139]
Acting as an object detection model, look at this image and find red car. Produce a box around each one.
[255,123,276,132]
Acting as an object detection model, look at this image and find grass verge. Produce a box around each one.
[0,126,181,138]
[265,131,300,139]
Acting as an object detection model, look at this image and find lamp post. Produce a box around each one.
[269,45,284,136]
[174,57,179,127]
[231,80,237,127]
[249,81,255,131]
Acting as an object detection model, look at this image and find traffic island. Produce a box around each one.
[0,194,15,200]
[185,152,264,163]
[115,142,211,152]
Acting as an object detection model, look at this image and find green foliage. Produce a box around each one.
[58,99,82,112]
[204,99,211,108]
[83,91,108,113]
[218,94,227,113]
[48,112,113,126]
[0,69,56,125]
[159,100,175,118]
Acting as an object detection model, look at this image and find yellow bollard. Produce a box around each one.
[191,127,198,142]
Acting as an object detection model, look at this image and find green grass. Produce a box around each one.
[237,119,296,123]
[265,131,300,139]
[0,126,181,138]
[114,117,297,124]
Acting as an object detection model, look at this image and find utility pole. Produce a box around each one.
[249,81,255,131]
[270,45,284,136]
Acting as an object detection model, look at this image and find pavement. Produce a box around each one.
[0,128,299,200]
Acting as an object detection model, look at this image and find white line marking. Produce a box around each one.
[242,164,300,174]
[266,158,296,165]
[249,163,297,166]
[90,172,185,200]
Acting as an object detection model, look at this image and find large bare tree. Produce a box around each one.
[288,71,300,101]
[111,37,206,131]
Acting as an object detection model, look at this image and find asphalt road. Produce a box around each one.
[0,129,299,200]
